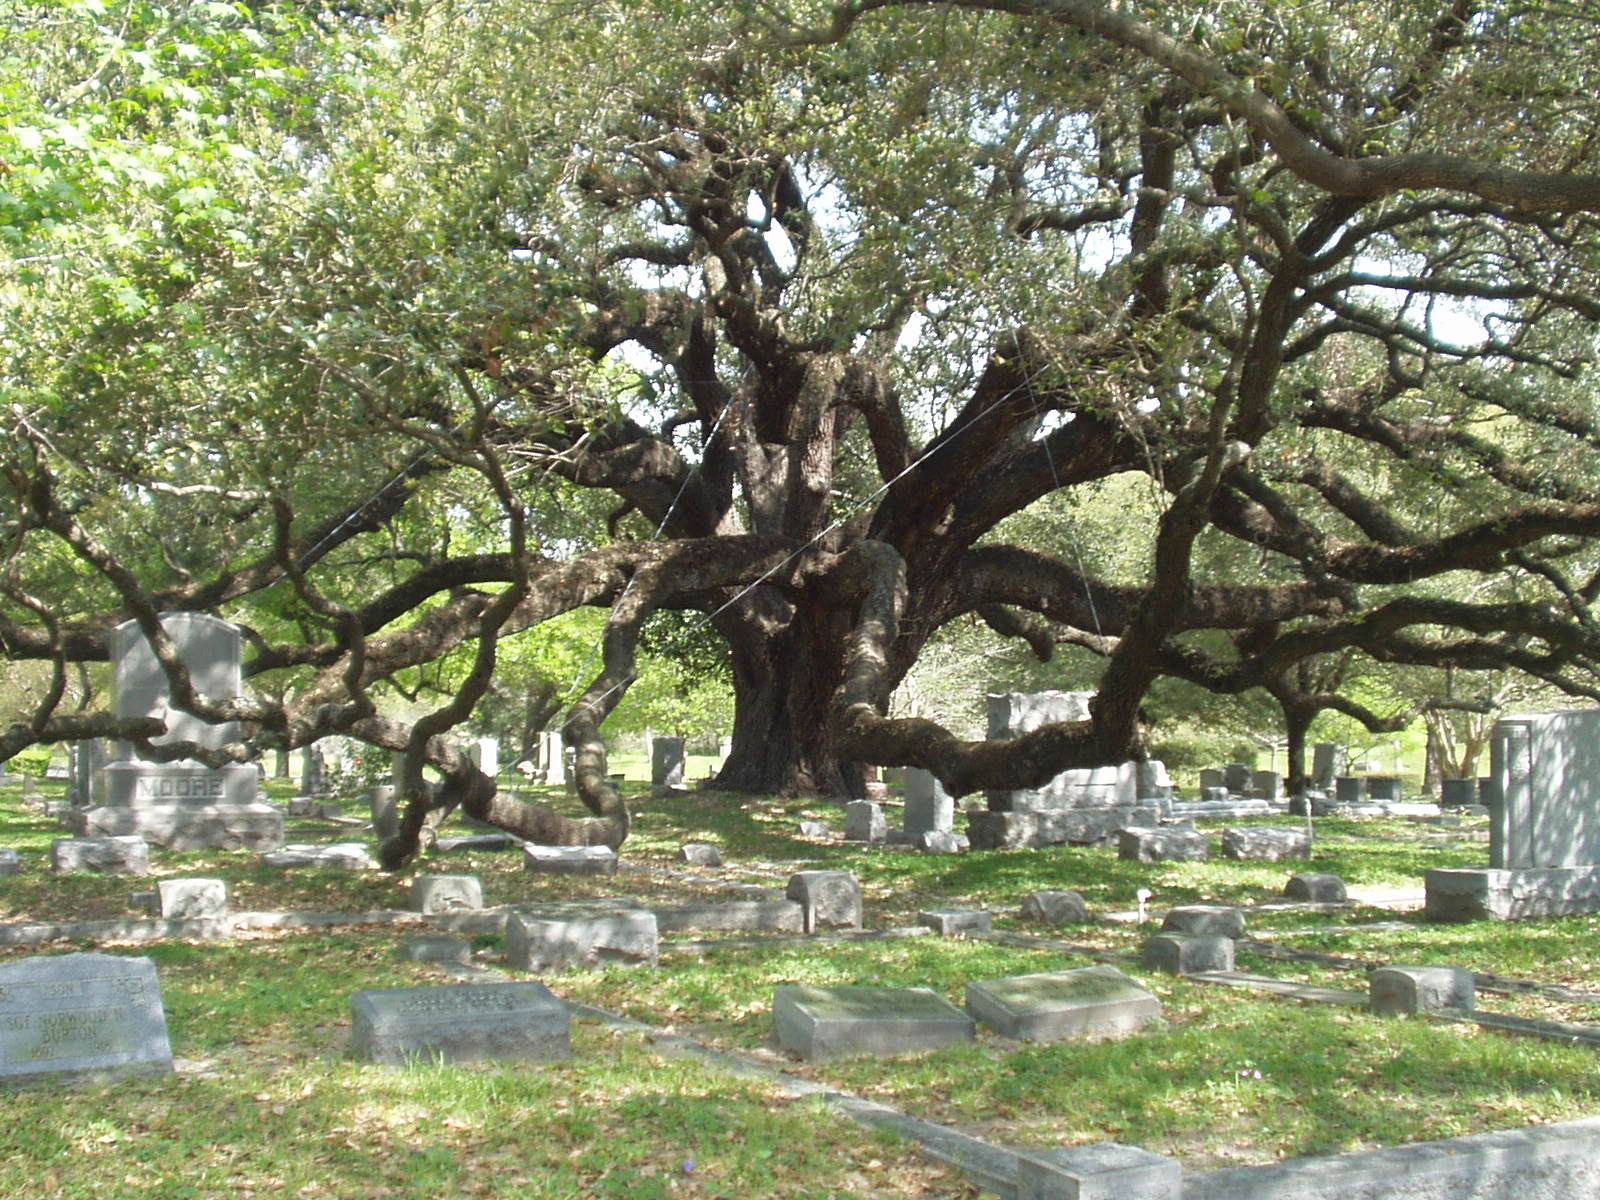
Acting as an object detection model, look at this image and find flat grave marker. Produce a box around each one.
[773,984,974,1061]
[0,953,172,1087]
[350,981,570,1066]
[965,965,1161,1042]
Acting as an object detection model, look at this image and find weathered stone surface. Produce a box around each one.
[1440,778,1478,807]
[1251,771,1285,802]
[1021,890,1090,925]
[904,769,955,838]
[1161,905,1246,938]
[1199,769,1225,791]
[916,830,963,854]
[1224,764,1253,793]
[157,878,226,919]
[966,965,1161,1042]
[399,937,472,965]
[773,984,974,1061]
[260,842,374,870]
[522,844,618,875]
[369,785,397,841]
[51,836,150,876]
[0,953,172,1087]
[1141,934,1235,976]
[1370,965,1475,1015]
[0,849,18,877]
[1425,865,1600,921]
[1221,826,1311,861]
[350,981,570,1066]
[1118,826,1209,863]
[797,820,833,839]
[72,802,283,851]
[410,875,484,915]
[1285,873,1348,904]
[650,737,685,787]
[650,899,804,934]
[1367,775,1403,802]
[1311,743,1346,789]
[1017,1141,1183,1200]
[785,870,863,933]
[1335,777,1368,804]
[918,908,993,936]
[967,806,1162,850]
[845,800,887,843]
[506,901,659,969]
[1490,710,1600,871]
[679,842,723,867]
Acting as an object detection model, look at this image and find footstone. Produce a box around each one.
[1221,825,1310,861]
[434,833,517,853]
[918,908,993,936]
[287,796,317,817]
[410,875,483,915]
[1021,890,1090,925]
[52,836,149,875]
[1118,826,1209,863]
[917,830,964,854]
[904,769,955,838]
[1016,1141,1183,1200]
[350,981,570,1066]
[797,821,833,839]
[157,878,226,919]
[506,902,659,969]
[400,937,471,965]
[260,842,374,870]
[679,842,723,867]
[1370,965,1475,1015]
[785,870,863,933]
[650,899,804,934]
[1425,865,1600,921]
[966,965,1160,1042]
[1285,873,1348,903]
[845,800,887,843]
[0,953,172,1087]
[522,844,618,875]
[1142,934,1235,976]
[0,849,17,877]
[773,984,974,1061]
[1161,905,1246,938]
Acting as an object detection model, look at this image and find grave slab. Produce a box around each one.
[1142,934,1235,976]
[350,981,570,1066]
[965,965,1161,1042]
[0,953,172,1087]
[157,878,226,919]
[918,909,993,936]
[785,870,863,933]
[260,842,374,870]
[410,875,484,915]
[51,836,149,875]
[773,984,974,1061]
[399,937,472,965]
[1021,891,1090,925]
[1370,965,1475,1015]
[651,899,804,934]
[1118,826,1209,863]
[1285,874,1348,904]
[1222,826,1310,861]
[1161,905,1246,939]
[1017,1141,1183,1200]
[679,843,724,867]
[1425,865,1600,921]
[506,902,659,969]
[522,844,618,876]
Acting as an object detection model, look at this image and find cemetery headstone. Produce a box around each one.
[1440,778,1477,808]
[301,745,329,797]
[918,909,993,936]
[157,878,226,919]
[797,820,834,839]
[904,768,954,838]
[1370,966,1475,1015]
[650,737,685,787]
[965,965,1161,1042]
[773,984,974,1061]
[785,870,863,933]
[1223,763,1252,793]
[409,875,484,915]
[79,613,282,850]
[1199,768,1225,792]
[1021,890,1090,924]
[1118,825,1209,863]
[845,800,887,843]
[1135,760,1174,802]
[0,953,172,1087]
[1367,775,1403,802]
[259,842,374,870]
[52,836,150,875]
[1285,873,1348,903]
[1221,825,1310,861]
[370,785,398,842]
[466,736,498,780]
[917,830,963,854]
[22,775,40,804]
[1141,934,1234,976]
[679,843,723,867]
[0,849,17,877]
[399,937,472,966]
[1311,743,1346,790]
[1335,776,1368,804]
[67,740,110,807]
[350,981,570,1066]
[1251,770,1284,802]
[522,845,618,876]
[1161,905,1246,939]
[505,901,658,969]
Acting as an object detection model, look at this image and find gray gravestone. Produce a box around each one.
[917,830,963,854]
[301,745,328,797]
[1370,965,1475,1015]
[966,965,1161,1042]
[466,736,498,780]
[506,902,658,969]
[260,842,373,870]
[1161,905,1246,939]
[1199,768,1225,792]
[1223,763,1252,793]
[0,953,172,1087]
[1221,826,1310,861]
[399,937,472,965]
[797,820,833,839]
[1312,743,1346,789]
[918,909,993,936]
[1021,890,1090,924]
[1440,778,1477,807]
[1490,710,1600,869]
[1335,776,1368,804]
[785,870,863,933]
[522,845,618,875]
[81,614,281,850]
[409,875,483,915]
[350,982,569,1066]
[845,800,887,843]
[679,842,723,867]
[157,878,226,918]
[650,737,685,787]
[773,984,974,1061]
[1141,934,1235,976]
[904,769,954,837]
[0,849,18,878]
[1251,770,1284,801]
[370,785,398,841]
[1118,826,1209,862]
[52,836,150,875]
[1367,775,1403,802]
[1285,873,1348,903]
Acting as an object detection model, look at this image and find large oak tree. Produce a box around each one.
[4,0,1600,863]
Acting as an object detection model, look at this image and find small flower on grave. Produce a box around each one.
[682,1158,695,1174]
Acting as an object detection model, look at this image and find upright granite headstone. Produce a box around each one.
[1223,763,1252,794]
[77,614,282,851]
[650,737,685,787]
[0,954,172,1087]
[1311,743,1346,790]
[301,745,328,797]
[904,768,954,838]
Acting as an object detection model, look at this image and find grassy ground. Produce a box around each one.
[2,777,1599,1197]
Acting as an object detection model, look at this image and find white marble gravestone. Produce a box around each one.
[1489,710,1600,869]
[76,614,281,851]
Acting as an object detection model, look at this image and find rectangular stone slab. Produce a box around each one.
[0,953,173,1087]
[350,981,570,1066]
[773,984,974,1061]
[966,965,1161,1042]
